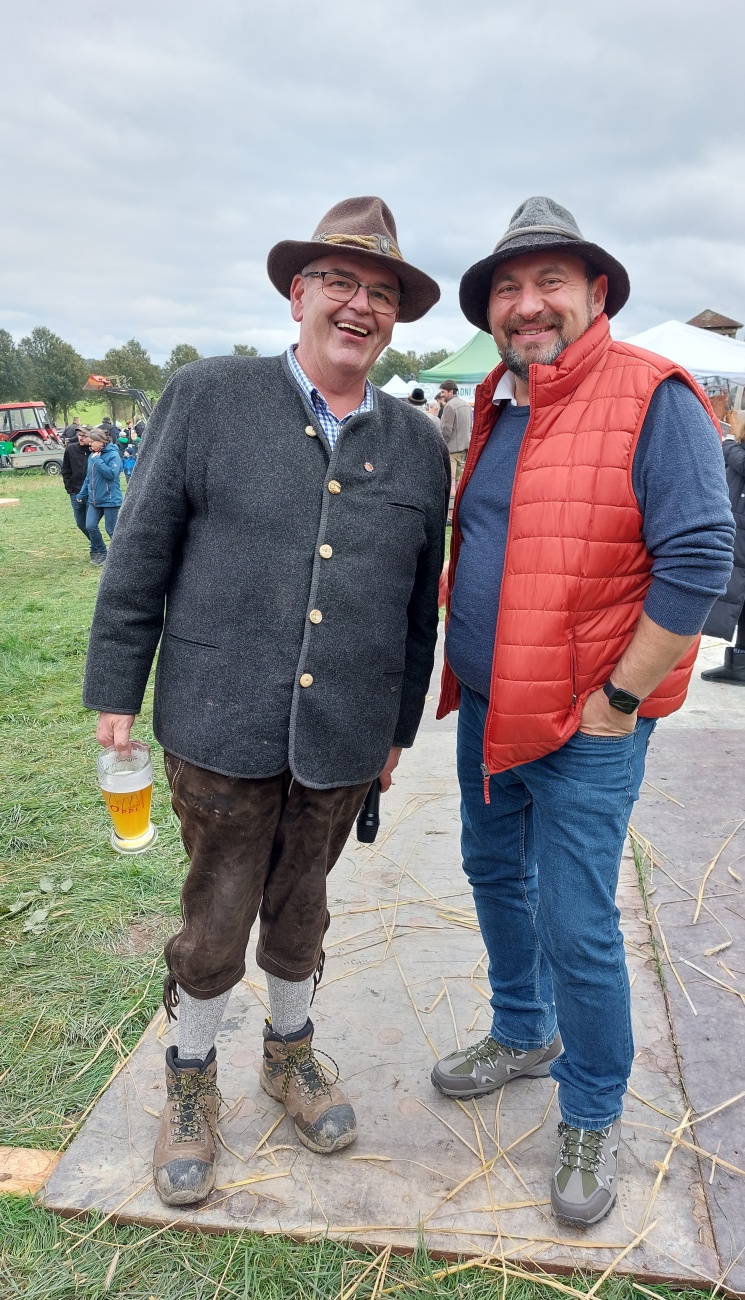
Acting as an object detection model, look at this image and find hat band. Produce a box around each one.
[493,223,582,252]
[315,232,403,261]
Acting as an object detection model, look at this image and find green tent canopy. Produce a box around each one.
[419,331,500,384]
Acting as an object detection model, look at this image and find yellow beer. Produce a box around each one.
[97,742,158,854]
[101,783,153,840]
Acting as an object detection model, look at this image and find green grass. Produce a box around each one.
[0,477,710,1298]
[0,1196,714,1300]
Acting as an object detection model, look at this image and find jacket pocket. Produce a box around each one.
[387,501,425,514]
[165,631,221,650]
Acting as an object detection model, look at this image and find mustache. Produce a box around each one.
[504,314,563,335]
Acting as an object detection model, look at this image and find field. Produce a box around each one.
[0,475,708,1297]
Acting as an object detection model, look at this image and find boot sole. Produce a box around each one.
[431,1062,553,1098]
[552,1189,617,1227]
[153,1169,216,1206]
[294,1122,357,1154]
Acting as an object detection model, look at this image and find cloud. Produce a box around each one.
[1,0,743,361]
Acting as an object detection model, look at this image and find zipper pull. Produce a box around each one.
[480,763,491,806]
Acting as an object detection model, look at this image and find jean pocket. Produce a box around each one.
[571,729,634,745]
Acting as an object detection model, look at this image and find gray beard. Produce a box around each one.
[501,331,571,381]
[500,294,595,381]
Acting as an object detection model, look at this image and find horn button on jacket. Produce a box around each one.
[83,354,449,788]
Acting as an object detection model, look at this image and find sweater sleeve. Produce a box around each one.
[393,439,450,746]
[82,374,190,714]
[61,448,73,493]
[632,379,735,635]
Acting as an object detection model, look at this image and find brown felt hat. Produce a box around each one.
[459,196,630,332]
[267,195,440,323]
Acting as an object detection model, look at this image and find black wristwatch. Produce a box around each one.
[603,680,642,714]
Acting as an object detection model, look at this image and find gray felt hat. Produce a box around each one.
[267,195,440,323]
[459,196,630,332]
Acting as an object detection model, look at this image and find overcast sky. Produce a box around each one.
[2,0,744,364]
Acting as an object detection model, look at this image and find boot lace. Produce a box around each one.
[557,1121,610,1175]
[280,1044,339,1101]
[462,1034,521,1064]
[168,1071,220,1143]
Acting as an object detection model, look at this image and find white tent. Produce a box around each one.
[621,320,745,383]
[380,374,410,397]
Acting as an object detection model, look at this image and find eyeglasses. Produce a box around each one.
[303,270,401,316]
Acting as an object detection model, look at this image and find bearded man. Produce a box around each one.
[433,197,734,1226]
[82,196,448,1205]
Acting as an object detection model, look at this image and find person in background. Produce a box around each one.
[62,415,82,445]
[439,379,471,491]
[76,428,123,566]
[701,403,745,684]
[406,386,428,409]
[122,439,138,481]
[426,401,442,425]
[61,424,92,553]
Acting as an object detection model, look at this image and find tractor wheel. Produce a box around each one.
[14,436,45,453]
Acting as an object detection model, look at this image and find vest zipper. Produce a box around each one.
[480,763,491,805]
[568,628,578,709]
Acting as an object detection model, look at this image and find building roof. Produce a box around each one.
[687,309,743,332]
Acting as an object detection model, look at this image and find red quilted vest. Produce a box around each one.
[437,314,716,775]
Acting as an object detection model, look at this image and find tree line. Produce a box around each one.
[0,326,451,424]
[0,329,259,423]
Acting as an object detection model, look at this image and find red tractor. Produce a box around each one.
[0,402,63,453]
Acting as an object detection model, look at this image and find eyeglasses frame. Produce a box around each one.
[302,269,403,316]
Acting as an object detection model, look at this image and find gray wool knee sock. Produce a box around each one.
[266,974,314,1037]
[177,988,231,1062]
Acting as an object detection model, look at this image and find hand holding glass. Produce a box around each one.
[97,741,157,854]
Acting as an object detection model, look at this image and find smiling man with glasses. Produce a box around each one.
[82,195,449,1205]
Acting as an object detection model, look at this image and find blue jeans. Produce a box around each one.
[458,684,655,1129]
[85,504,120,554]
[69,493,90,546]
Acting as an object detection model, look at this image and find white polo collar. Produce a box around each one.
[492,370,519,406]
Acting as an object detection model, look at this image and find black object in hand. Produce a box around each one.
[356,778,381,843]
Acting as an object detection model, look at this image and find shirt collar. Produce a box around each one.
[286,344,374,419]
[492,369,519,406]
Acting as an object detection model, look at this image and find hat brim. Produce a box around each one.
[267,239,440,323]
[459,236,630,333]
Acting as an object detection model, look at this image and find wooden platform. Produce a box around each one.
[42,635,743,1290]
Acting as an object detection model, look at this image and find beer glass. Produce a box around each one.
[97,741,158,855]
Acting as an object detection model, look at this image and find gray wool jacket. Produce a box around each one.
[82,353,450,788]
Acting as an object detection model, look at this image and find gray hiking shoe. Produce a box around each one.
[431,1032,563,1098]
[551,1119,621,1226]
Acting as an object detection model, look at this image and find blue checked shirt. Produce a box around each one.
[286,345,374,450]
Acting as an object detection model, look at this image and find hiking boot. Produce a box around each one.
[153,1045,220,1205]
[261,1018,357,1154]
[701,647,745,685]
[90,553,106,566]
[431,1032,563,1098]
[551,1119,621,1226]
